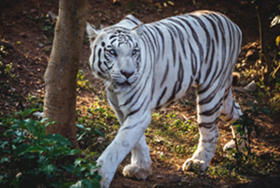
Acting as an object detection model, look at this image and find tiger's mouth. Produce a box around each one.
[117,81,131,88]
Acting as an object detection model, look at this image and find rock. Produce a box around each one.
[244,80,257,92]
[234,87,247,93]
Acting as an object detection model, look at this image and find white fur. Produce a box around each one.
[87,11,243,188]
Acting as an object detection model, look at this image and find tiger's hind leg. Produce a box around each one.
[220,86,244,152]
[123,134,152,180]
[183,87,225,171]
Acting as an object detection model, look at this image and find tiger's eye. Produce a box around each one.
[132,49,137,55]
[110,49,116,56]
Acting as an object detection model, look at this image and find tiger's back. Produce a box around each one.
[146,11,242,110]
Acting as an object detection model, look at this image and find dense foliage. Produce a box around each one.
[0,109,101,188]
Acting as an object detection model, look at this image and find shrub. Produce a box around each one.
[0,109,101,188]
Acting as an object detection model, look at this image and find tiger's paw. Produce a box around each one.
[182,158,208,171]
[123,164,152,180]
[223,139,245,152]
[223,139,235,151]
[182,148,213,172]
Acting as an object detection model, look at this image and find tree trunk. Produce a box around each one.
[255,0,272,83]
[43,0,88,148]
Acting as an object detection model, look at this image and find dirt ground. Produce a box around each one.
[1,0,280,187]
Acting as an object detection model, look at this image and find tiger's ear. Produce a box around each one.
[86,22,99,40]
[132,23,144,36]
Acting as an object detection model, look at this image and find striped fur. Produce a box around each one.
[87,11,242,188]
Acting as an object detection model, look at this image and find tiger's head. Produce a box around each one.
[86,23,144,92]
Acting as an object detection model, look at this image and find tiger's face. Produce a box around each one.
[86,23,144,92]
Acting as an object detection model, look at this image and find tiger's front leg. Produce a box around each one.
[123,134,152,180]
[97,113,151,188]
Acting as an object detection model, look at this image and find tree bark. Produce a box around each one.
[43,0,88,148]
[255,0,272,83]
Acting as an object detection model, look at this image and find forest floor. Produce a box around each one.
[1,0,280,187]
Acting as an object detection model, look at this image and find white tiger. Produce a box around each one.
[86,10,242,188]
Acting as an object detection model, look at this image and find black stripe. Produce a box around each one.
[120,116,146,131]
[156,87,167,107]
[111,38,117,44]
[92,45,97,71]
[200,97,224,116]
[169,21,187,59]
[97,49,105,73]
[198,117,220,129]
[167,29,176,66]
[195,16,211,64]
[160,59,169,87]
[189,44,197,77]
[147,26,161,62]
[165,20,178,38]
[124,16,139,25]
[144,27,158,50]
[166,56,184,103]
[198,77,224,104]
[168,18,190,57]
[126,96,148,118]
[205,15,219,44]
[153,25,165,58]
[109,35,117,40]
[143,30,156,58]
[129,84,148,108]
[181,17,204,62]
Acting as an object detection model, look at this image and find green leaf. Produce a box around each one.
[248,101,254,107]
[24,145,47,154]
[40,117,48,123]
[45,134,72,146]
[0,141,9,149]
[94,128,105,138]
[0,157,10,163]
[14,143,30,156]
[77,133,85,141]
[42,164,55,175]
[89,178,101,188]
[81,179,92,187]
[74,158,84,166]
[225,148,233,152]
[260,108,270,114]
[45,120,57,127]
[12,176,20,188]
[70,180,82,188]
[63,164,75,173]
[22,109,36,119]
[76,124,85,129]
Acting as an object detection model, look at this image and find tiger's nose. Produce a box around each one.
[121,70,134,78]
